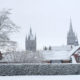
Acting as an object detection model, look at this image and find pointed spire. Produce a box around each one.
[30,25,32,35]
[69,17,73,32]
[67,18,79,46]
[28,25,34,40]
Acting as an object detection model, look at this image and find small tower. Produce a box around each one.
[74,35,79,46]
[25,27,36,52]
[67,18,79,46]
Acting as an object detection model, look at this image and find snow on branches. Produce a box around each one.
[0,9,19,35]
[3,51,43,63]
[0,9,19,52]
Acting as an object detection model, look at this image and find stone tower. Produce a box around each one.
[25,28,36,52]
[67,18,79,46]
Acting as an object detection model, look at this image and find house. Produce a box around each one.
[42,50,71,63]
[41,45,73,63]
[41,45,80,63]
[69,46,80,63]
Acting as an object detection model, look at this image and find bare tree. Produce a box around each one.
[3,51,44,63]
[0,9,19,52]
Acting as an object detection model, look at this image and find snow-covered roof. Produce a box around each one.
[41,45,80,61]
[69,46,80,56]
[51,45,72,51]
[40,45,74,61]
[41,50,70,61]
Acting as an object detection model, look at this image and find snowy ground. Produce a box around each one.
[0,75,80,80]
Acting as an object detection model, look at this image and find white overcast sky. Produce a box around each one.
[0,0,80,50]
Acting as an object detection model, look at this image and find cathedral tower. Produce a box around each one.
[67,18,79,46]
[25,27,36,52]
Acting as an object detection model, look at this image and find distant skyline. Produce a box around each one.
[0,0,80,50]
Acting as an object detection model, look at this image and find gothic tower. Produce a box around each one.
[25,27,36,52]
[67,18,79,46]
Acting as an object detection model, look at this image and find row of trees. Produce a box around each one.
[3,51,43,63]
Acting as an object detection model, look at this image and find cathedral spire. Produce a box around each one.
[30,25,32,35]
[28,26,36,40]
[67,18,79,46]
[69,17,73,32]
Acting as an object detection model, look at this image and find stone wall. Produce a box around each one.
[0,63,80,76]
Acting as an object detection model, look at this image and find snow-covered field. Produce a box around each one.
[0,75,80,80]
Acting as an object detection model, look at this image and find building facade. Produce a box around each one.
[67,19,79,46]
[25,28,36,52]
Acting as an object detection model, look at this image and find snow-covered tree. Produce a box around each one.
[4,51,44,63]
[0,9,19,52]
[0,9,19,36]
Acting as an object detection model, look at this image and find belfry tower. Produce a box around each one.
[25,27,36,52]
